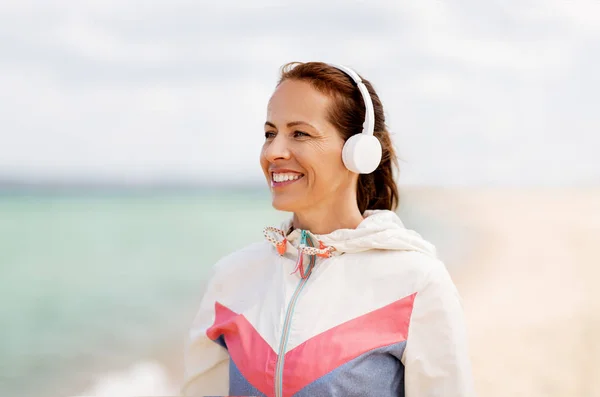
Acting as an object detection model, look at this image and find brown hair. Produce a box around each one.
[278,61,399,213]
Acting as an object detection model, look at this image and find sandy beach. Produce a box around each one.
[415,188,600,397]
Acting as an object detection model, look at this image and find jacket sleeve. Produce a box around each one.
[403,263,476,397]
[181,272,230,396]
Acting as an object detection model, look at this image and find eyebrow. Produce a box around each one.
[264,121,316,130]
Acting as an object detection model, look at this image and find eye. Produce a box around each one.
[264,131,276,139]
[293,130,309,138]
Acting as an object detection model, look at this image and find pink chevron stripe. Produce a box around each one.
[206,294,416,397]
[206,302,277,397]
[282,293,417,397]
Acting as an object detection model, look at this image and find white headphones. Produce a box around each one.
[328,63,383,174]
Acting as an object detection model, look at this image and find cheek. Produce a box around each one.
[293,138,345,184]
[259,149,269,172]
[308,152,347,186]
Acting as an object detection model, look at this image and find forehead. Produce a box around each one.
[267,79,331,124]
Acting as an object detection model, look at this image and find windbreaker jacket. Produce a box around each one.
[182,210,475,397]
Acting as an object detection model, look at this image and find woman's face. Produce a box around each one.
[260,79,354,213]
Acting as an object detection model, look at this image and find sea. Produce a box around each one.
[0,187,471,397]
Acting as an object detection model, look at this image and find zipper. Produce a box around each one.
[274,231,316,397]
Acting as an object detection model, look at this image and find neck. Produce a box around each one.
[292,196,364,235]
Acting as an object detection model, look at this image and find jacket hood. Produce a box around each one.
[267,210,437,258]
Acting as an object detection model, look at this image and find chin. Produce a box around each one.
[270,195,303,213]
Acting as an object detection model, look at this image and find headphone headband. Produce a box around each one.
[327,63,375,137]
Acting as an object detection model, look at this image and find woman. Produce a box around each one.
[182,62,475,397]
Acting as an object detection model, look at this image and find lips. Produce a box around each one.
[270,171,304,188]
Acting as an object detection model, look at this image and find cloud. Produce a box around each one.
[0,0,598,186]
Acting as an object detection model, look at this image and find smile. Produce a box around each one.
[271,172,304,188]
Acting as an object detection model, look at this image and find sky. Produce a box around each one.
[1,0,599,187]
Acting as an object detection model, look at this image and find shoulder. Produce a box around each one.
[371,248,448,277]
[368,249,456,295]
[211,241,274,278]
[392,251,462,310]
[402,251,450,279]
[191,241,276,314]
[399,251,456,292]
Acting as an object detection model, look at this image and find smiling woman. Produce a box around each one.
[261,63,399,231]
[261,78,357,229]
[182,62,475,397]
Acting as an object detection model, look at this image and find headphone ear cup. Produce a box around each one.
[342,134,383,174]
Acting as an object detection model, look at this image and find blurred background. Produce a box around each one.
[1,1,599,396]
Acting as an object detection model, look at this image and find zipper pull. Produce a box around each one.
[291,230,307,277]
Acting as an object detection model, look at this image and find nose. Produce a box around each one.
[263,133,291,162]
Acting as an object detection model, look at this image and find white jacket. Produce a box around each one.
[182,210,475,396]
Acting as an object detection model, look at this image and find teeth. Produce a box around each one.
[273,173,302,183]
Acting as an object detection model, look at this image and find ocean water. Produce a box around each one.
[0,188,469,397]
